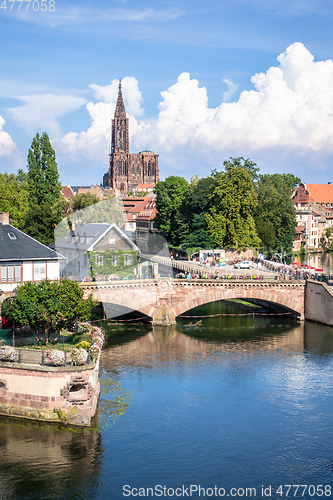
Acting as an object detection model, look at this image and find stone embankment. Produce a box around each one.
[0,353,100,426]
[305,279,333,326]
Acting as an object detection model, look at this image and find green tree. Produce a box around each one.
[254,218,276,249]
[206,159,261,249]
[27,132,61,207]
[174,176,216,248]
[154,176,188,244]
[223,156,260,181]
[71,193,100,212]
[0,170,29,229]
[23,204,61,246]
[1,279,97,342]
[255,173,300,252]
[23,132,62,245]
[71,196,124,226]
[324,227,333,251]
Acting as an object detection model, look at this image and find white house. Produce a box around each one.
[55,223,139,279]
[0,212,63,298]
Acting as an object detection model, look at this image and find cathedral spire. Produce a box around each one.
[115,79,126,117]
[110,79,129,155]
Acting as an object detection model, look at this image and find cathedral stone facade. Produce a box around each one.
[103,81,159,194]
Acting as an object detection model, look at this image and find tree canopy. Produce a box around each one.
[206,158,261,249]
[54,196,125,240]
[27,132,61,207]
[1,279,97,342]
[255,173,300,252]
[154,176,189,244]
[172,176,216,249]
[71,193,100,212]
[22,132,62,245]
[0,170,29,229]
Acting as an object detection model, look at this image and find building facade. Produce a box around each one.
[55,222,139,279]
[0,212,63,298]
[292,183,333,251]
[103,81,159,194]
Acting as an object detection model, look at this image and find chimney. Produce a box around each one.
[0,212,9,224]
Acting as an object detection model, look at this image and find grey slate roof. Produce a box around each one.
[55,223,139,252]
[71,185,106,193]
[55,223,111,251]
[0,222,63,262]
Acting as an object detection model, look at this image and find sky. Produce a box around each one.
[1,0,333,186]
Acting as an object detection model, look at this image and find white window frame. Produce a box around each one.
[34,261,46,281]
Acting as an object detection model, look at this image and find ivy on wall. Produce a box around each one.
[89,249,138,278]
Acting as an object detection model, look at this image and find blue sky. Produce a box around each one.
[1,0,333,185]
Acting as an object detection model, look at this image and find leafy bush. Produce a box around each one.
[76,341,91,351]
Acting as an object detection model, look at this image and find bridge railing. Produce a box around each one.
[80,276,306,288]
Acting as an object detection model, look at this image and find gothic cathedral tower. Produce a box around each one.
[103,80,159,194]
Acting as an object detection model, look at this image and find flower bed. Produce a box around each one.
[70,347,88,366]
[45,349,65,366]
[0,346,18,362]
[90,344,101,361]
[75,322,105,363]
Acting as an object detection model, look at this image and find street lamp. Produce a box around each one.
[11,288,17,347]
[274,252,287,280]
[283,252,286,280]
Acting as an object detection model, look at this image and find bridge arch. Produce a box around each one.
[173,289,302,319]
[84,280,305,325]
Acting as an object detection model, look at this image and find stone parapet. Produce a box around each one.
[0,358,100,426]
[82,279,306,324]
[305,279,333,326]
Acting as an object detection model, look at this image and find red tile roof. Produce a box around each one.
[135,183,155,191]
[305,183,333,204]
[293,185,314,204]
[61,185,75,200]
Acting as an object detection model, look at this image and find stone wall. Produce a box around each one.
[87,279,306,324]
[0,359,100,426]
[305,280,333,326]
[225,249,254,264]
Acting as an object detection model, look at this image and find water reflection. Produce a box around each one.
[304,321,333,356]
[0,419,102,500]
[2,310,333,499]
[101,323,306,372]
[97,319,333,498]
[307,251,333,273]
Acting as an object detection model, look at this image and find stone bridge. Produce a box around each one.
[81,278,306,325]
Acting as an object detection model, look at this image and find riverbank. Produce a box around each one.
[0,354,100,426]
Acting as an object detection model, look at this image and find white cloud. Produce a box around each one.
[137,43,333,156]
[235,0,333,16]
[0,115,19,158]
[89,77,144,116]
[55,43,333,180]
[12,6,184,28]
[7,94,86,137]
[222,78,239,102]
[56,77,148,164]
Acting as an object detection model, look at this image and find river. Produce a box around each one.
[1,301,333,500]
[306,252,333,274]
